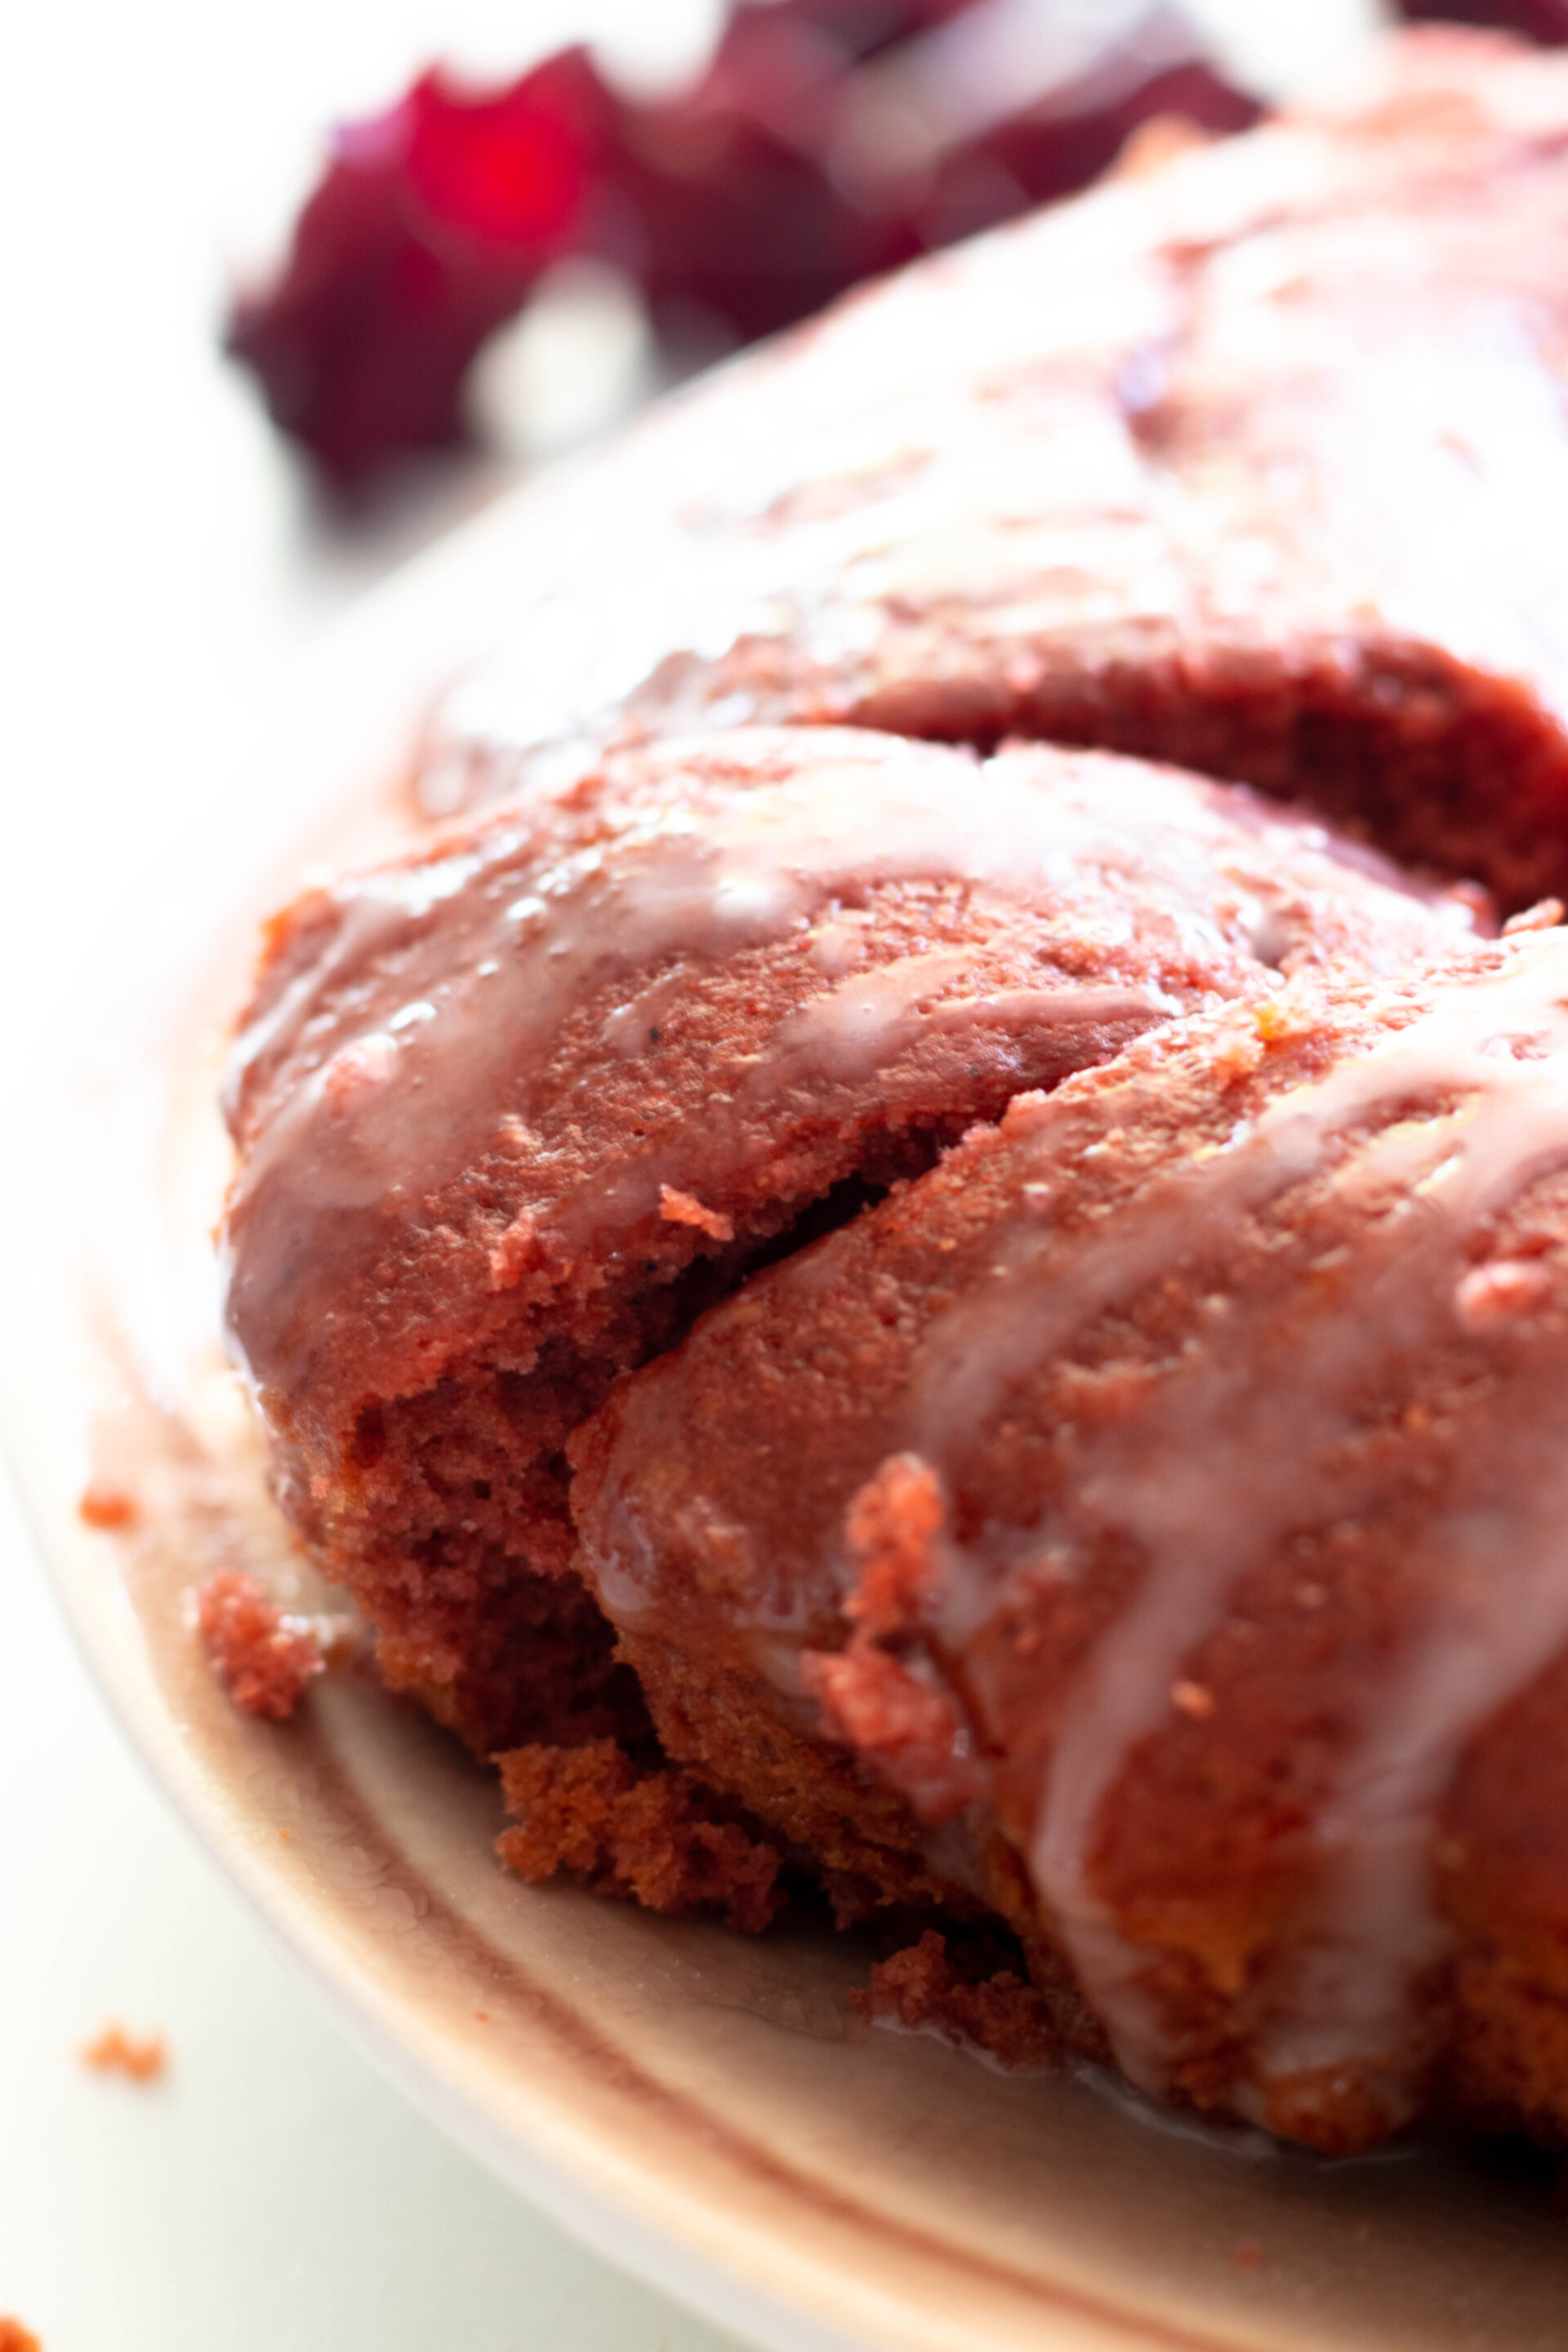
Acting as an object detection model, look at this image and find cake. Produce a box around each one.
[572,928,1568,2154]
[225,727,1467,1756]
[222,27,1568,2158]
[421,29,1568,911]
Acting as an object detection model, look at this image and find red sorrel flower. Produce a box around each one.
[226,0,1257,488]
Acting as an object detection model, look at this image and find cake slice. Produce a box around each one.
[571,926,1568,2154]
[223,727,1472,1754]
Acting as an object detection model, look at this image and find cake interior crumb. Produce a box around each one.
[496,1739,784,1933]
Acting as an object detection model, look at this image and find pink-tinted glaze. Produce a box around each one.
[893,933,1568,2123]
[224,728,1467,1422]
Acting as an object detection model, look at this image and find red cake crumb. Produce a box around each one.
[842,1454,942,1640]
[804,1641,986,1827]
[496,1740,782,1931]
[800,1457,990,1824]
[0,2320,42,2352]
[196,1569,325,1721]
[78,1477,138,1530]
[857,1932,1062,2070]
[80,2023,167,2083]
[658,1185,733,1243]
[1171,1679,1217,1722]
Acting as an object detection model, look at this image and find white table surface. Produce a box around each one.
[0,2,1384,2345]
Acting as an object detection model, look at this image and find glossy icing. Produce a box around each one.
[898,934,1568,2122]
[225,730,1460,1410]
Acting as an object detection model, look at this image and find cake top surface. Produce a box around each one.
[223,726,1474,1429]
[572,925,1568,2147]
[412,26,1568,873]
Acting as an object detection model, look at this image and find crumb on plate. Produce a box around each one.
[80,2023,167,2083]
[78,1477,138,1530]
[197,1568,326,1719]
[856,1931,1063,2069]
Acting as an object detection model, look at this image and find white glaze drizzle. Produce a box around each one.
[905,930,1568,2116]
[226,737,1437,1397]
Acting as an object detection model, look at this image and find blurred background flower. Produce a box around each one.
[224,0,1568,497]
[225,0,1261,487]
[1400,0,1568,37]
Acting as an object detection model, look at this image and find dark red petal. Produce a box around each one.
[225,3,1258,485]
[404,55,608,252]
[1397,0,1568,39]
